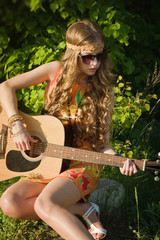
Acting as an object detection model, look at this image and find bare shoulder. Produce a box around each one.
[44,61,61,82]
[0,61,61,91]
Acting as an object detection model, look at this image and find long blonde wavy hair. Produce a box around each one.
[44,20,115,151]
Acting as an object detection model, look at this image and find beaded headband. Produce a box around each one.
[66,42,104,51]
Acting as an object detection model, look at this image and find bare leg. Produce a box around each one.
[0,179,46,219]
[0,179,104,239]
[34,177,94,240]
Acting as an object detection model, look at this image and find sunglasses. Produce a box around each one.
[79,50,105,64]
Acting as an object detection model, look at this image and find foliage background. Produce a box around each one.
[0,0,160,239]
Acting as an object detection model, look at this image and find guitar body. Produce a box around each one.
[0,103,65,181]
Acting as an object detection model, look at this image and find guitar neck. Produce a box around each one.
[34,142,147,171]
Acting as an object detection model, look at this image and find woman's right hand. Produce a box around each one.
[12,120,37,151]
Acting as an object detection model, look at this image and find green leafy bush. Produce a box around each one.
[111,75,158,159]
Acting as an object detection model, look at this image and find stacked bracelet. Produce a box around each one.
[8,114,26,138]
[8,114,23,127]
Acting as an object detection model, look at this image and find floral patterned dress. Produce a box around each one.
[25,68,102,201]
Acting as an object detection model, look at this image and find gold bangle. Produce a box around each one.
[8,114,23,126]
[9,118,24,126]
[8,114,23,122]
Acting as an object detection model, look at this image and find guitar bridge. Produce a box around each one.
[0,124,8,155]
[0,134,4,153]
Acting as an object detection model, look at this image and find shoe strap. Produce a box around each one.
[90,223,107,235]
[83,205,95,221]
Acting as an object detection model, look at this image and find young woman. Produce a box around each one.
[0,20,137,240]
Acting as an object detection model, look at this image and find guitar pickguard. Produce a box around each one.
[6,150,41,172]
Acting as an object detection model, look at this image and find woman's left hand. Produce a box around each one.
[120,159,137,176]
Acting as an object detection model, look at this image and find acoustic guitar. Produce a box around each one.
[0,104,160,181]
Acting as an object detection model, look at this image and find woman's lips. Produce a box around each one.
[89,68,97,72]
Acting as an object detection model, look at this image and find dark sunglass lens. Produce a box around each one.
[96,52,103,61]
[82,55,94,64]
[80,51,105,64]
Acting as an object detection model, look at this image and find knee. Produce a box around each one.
[34,196,50,218]
[34,196,59,220]
[1,191,23,218]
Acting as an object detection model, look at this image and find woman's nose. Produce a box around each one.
[90,57,98,66]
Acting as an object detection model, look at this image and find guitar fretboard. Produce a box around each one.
[31,142,147,171]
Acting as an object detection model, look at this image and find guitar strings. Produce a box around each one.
[0,136,143,168]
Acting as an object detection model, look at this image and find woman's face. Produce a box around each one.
[78,48,104,76]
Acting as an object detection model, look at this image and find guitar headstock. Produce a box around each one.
[145,153,160,181]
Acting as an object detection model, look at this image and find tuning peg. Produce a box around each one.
[154,170,159,176]
[154,176,160,181]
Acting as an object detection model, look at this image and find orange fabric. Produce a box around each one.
[25,162,101,201]
[44,66,62,103]
[24,69,102,200]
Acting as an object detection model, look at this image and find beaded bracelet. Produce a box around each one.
[10,118,24,127]
[8,114,23,127]
[8,114,23,123]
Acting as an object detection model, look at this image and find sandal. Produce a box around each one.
[82,202,107,239]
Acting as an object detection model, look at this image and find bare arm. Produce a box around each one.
[0,61,61,150]
[0,61,61,117]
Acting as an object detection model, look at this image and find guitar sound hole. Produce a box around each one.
[25,136,42,158]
